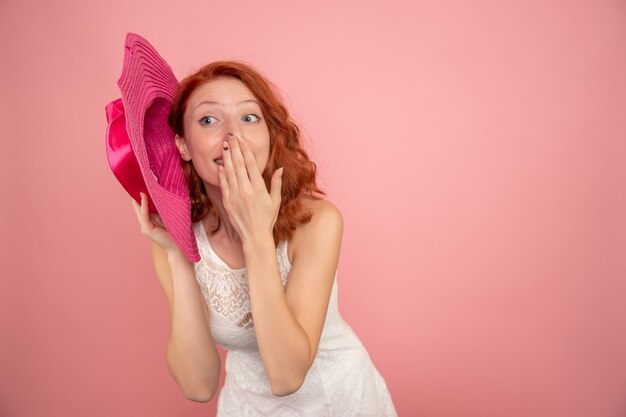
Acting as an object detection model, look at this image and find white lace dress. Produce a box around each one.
[192,221,398,417]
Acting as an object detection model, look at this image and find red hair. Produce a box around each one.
[167,61,326,245]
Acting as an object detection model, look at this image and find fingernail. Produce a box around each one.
[223,141,229,150]
[278,167,284,176]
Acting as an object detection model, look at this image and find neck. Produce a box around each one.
[203,185,241,244]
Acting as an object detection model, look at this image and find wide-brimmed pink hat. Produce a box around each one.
[105,32,200,262]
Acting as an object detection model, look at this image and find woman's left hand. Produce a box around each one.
[218,134,284,243]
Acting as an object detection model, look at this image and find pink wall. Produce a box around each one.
[1,0,625,416]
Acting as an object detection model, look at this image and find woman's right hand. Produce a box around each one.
[131,192,180,254]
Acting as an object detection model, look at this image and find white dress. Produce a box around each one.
[192,221,398,417]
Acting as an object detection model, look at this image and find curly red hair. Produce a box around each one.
[167,61,325,245]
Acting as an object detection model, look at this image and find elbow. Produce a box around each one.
[181,379,218,403]
[271,377,305,397]
[269,353,311,396]
[184,387,216,403]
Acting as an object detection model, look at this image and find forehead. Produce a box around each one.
[187,77,256,107]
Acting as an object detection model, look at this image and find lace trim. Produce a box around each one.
[193,222,290,330]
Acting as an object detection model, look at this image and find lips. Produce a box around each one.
[213,158,224,165]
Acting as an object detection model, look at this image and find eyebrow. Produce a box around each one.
[194,99,259,110]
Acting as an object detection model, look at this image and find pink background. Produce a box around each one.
[1,0,625,416]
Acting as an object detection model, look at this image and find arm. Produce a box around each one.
[243,202,343,396]
[151,242,221,402]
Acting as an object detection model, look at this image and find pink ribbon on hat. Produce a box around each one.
[105,97,158,213]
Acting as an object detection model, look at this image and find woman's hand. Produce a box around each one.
[218,134,283,243]
[130,192,181,254]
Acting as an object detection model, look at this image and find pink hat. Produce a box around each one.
[105,33,200,263]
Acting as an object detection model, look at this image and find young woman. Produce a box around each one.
[131,61,397,416]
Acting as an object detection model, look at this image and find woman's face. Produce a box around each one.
[177,76,271,188]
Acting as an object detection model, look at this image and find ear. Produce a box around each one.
[175,135,191,161]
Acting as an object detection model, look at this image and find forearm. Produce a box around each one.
[243,235,311,396]
[166,251,221,401]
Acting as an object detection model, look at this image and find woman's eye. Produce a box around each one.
[243,114,261,123]
[199,116,217,126]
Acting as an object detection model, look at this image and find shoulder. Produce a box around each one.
[298,195,343,236]
[289,195,343,263]
[303,195,342,221]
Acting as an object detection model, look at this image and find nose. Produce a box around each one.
[224,129,241,140]
[225,131,244,142]
[223,116,240,139]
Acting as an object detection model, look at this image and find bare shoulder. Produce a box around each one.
[297,195,343,236]
[302,194,341,215]
[288,195,344,263]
